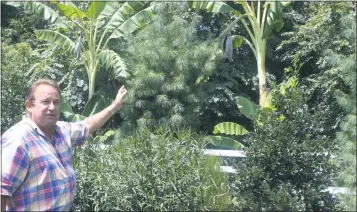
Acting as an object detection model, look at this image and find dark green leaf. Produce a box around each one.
[60,94,73,114]
[82,91,109,117]
[236,96,259,119]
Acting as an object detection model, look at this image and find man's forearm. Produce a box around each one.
[1,195,8,211]
[84,104,118,136]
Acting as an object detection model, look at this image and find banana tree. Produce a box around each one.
[5,1,157,99]
[207,79,292,149]
[206,95,258,149]
[191,1,291,108]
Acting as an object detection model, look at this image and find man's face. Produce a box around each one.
[26,84,60,130]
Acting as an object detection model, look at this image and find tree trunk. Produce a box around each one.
[256,39,267,108]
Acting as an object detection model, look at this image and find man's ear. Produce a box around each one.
[25,100,32,113]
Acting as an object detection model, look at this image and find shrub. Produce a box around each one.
[232,85,341,211]
[72,126,231,211]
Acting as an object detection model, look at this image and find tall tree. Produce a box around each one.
[276,2,356,209]
[120,3,223,132]
[191,1,290,108]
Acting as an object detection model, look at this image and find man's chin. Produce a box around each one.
[44,118,58,126]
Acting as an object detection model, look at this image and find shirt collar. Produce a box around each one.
[22,115,57,137]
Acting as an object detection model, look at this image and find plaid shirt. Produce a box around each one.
[1,117,88,211]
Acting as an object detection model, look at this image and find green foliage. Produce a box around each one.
[330,18,356,210]
[191,1,291,107]
[1,43,32,130]
[35,29,75,53]
[235,95,259,119]
[1,6,88,130]
[72,126,231,211]
[277,5,356,209]
[232,85,341,211]
[213,122,248,136]
[121,3,223,132]
[206,136,244,150]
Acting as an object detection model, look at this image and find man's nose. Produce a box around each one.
[48,102,56,110]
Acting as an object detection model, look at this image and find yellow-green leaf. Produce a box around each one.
[85,1,107,20]
[213,122,248,135]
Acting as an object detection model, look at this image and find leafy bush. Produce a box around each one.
[72,126,232,211]
[232,84,341,211]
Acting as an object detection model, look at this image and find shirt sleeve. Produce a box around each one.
[1,134,30,196]
[69,121,89,147]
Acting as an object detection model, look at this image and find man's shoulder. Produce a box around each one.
[55,120,86,133]
[1,120,33,145]
[55,120,72,130]
[2,119,33,136]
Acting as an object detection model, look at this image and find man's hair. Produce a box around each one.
[26,79,61,102]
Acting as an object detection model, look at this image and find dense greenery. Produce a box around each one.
[121,3,223,132]
[1,1,355,211]
[232,82,341,211]
[72,127,231,211]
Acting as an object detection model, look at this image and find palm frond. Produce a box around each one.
[107,4,157,41]
[35,30,75,54]
[97,50,127,78]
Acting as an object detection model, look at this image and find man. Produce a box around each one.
[1,79,127,211]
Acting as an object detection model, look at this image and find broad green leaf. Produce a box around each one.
[51,1,87,20]
[85,1,107,21]
[213,122,249,135]
[82,91,109,117]
[190,1,237,14]
[104,2,146,29]
[35,30,75,53]
[262,2,284,39]
[5,1,69,27]
[206,135,245,149]
[93,130,116,143]
[98,1,119,20]
[108,4,156,40]
[232,35,244,48]
[97,50,127,78]
[60,94,73,114]
[236,96,259,119]
[219,14,247,39]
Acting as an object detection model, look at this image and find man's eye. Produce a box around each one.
[42,101,50,104]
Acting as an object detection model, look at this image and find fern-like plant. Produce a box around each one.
[121,3,223,132]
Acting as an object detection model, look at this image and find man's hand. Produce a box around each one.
[111,85,127,112]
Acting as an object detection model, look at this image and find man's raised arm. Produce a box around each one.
[84,85,127,136]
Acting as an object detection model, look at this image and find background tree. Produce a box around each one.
[232,80,341,211]
[276,4,356,208]
[4,1,158,99]
[325,10,356,210]
[191,1,290,108]
[120,3,224,133]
